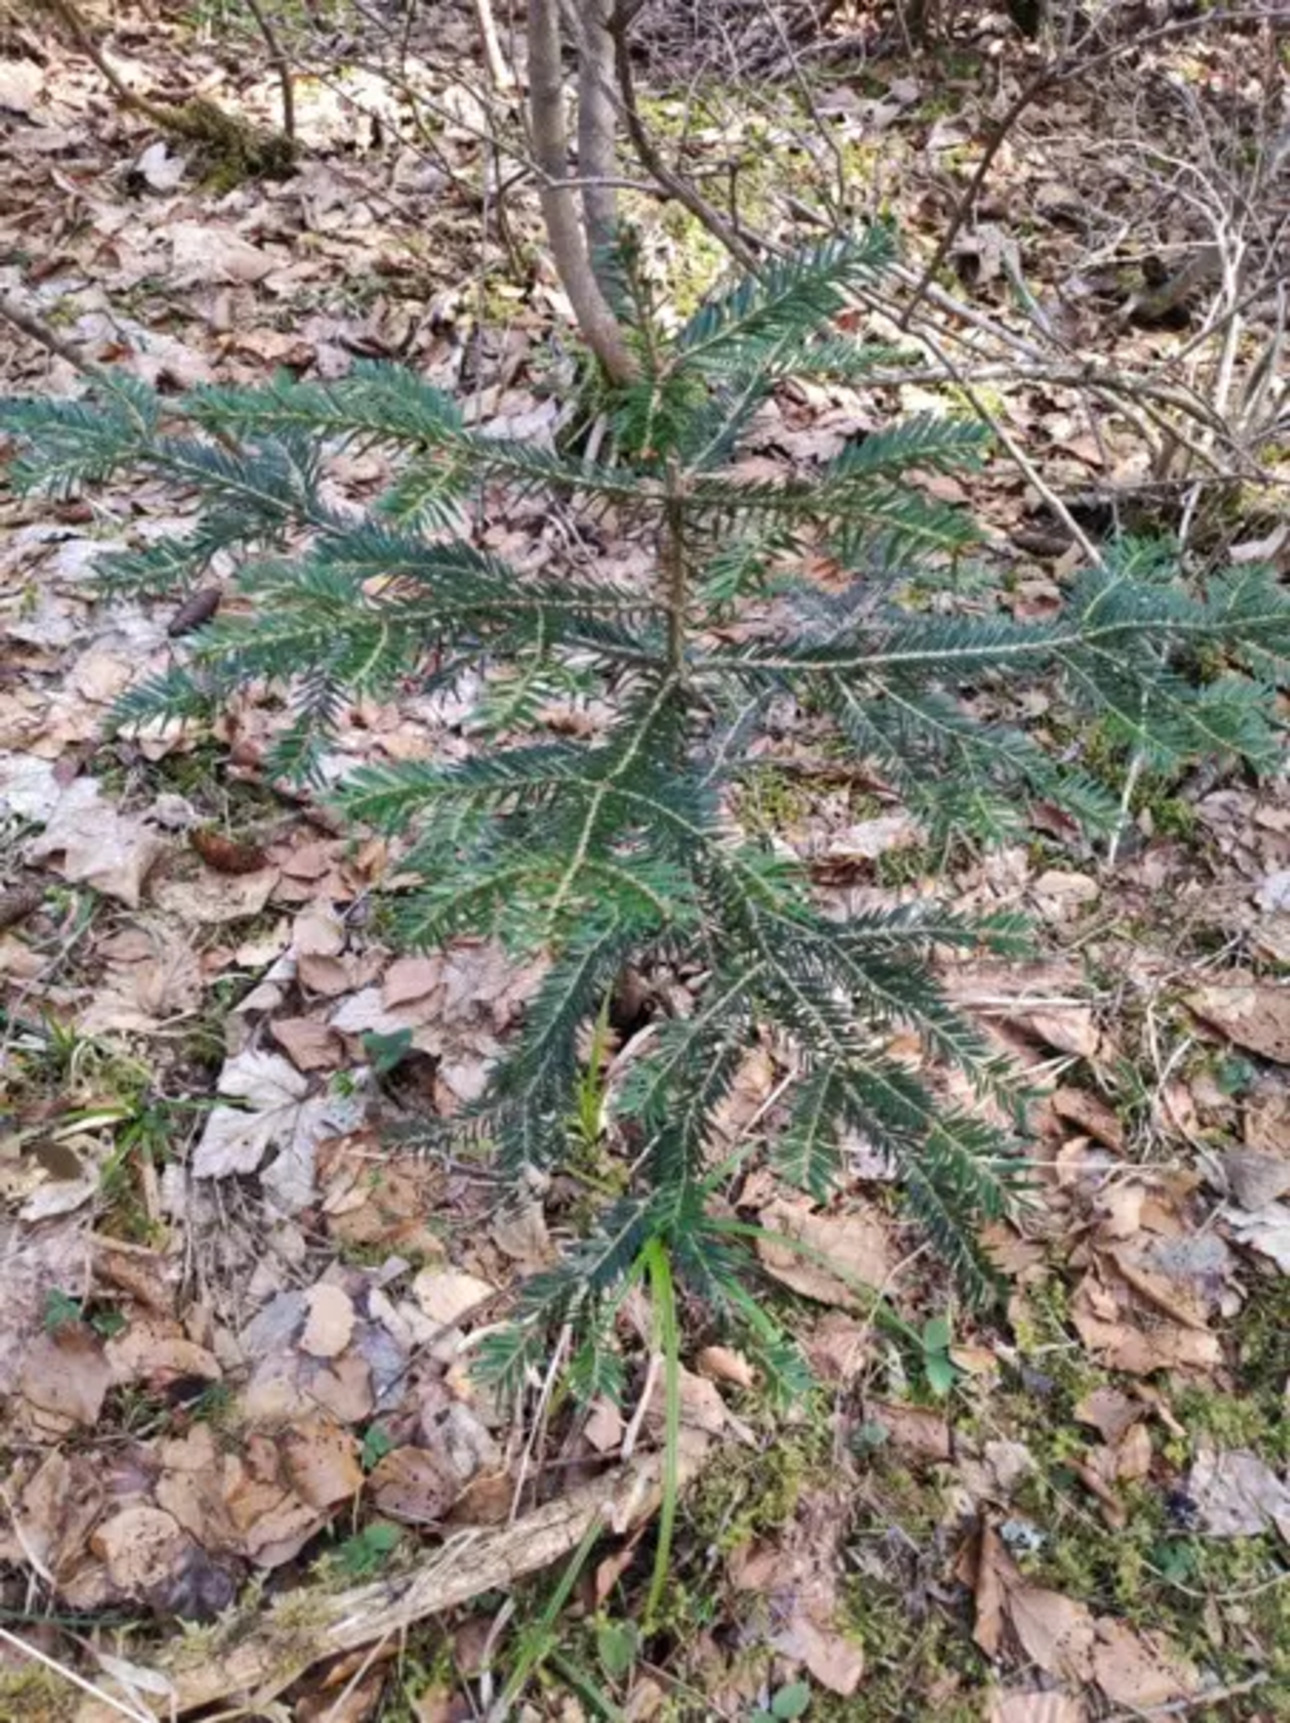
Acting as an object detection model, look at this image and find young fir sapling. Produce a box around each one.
[3,229,1286,1398]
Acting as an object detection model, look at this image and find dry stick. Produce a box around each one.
[608,0,761,275]
[239,0,295,141]
[528,0,638,382]
[900,7,1279,331]
[0,290,102,379]
[472,0,516,91]
[80,1451,705,1718]
[912,319,1102,565]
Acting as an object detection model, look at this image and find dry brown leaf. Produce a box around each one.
[271,1016,344,1072]
[0,1212,93,1396]
[755,1197,893,1306]
[770,1609,864,1696]
[967,1523,1011,1655]
[1073,1387,1141,1443]
[412,1268,495,1328]
[1188,984,1290,1064]
[153,867,279,925]
[383,955,444,1010]
[104,1312,221,1388]
[192,1049,311,1179]
[280,1417,363,1508]
[1051,1086,1124,1152]
[1090,1618,1197,1708]
[1187,1446,1290,1538]
[0,1451,105,1581]
[292,906,347,958]
[18,1325,113,1433]
[583,1397,625,1454]
[1006,1585,1096,1682]
[91,1507,190,1599]
[369,1447,459,1525]
[695,1345,756,1390]
[298,1282,356,1359]
[866,1399,951,1461]
[803,1311,869,1384]
[26,779,165,908]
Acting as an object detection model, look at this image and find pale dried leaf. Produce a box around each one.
[26,779,165,908]
[1187,1447,1290,1538]
[298,1283,356,1359]
[756,1197,892,1306]
[412,1268,495,1328]
[271,1016,344,1072]
[1091,1618,1196,1708]
[369,1447,459,1524]
[1188,985,1290,1064]
[1006,1586,1096,1681]
[91,1507,189,1597]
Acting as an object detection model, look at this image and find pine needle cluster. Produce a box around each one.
[4,230,1287,1398]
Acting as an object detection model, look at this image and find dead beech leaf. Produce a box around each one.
[1006,1585,1096,1681]
[153,866,279,925]
[756,1197,892,1306]
[1051,1086,1124,1152]
[271,1015,344,1072]
[770,1610,864,1697]
[0,1451,105,1581]
[867,1399,951,1460]
[1091,1617,1196,1708]
[18,1325,113,1432]
[298,1282,356,1359]
[1188,985,1290,1064]
[171,221,276,284]
[91,1506,190,1599]
[412,1268,495,1328]
[369,1447,458,1525]
[1073,1387,1141,1443]
[1187,1446,1290,1539]
[26,778,165,908]
[280,1417,363,1508]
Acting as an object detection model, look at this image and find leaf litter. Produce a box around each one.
[1,6,1289,1720]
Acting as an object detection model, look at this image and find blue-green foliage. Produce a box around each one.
[4,230,1287,1402]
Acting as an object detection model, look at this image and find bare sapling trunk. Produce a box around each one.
[528,0,638,383]
[571,0,620,290]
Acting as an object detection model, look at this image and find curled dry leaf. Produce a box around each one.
[191,827,268,875]
[696,1345,756,1389]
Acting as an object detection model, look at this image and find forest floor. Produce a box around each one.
[0,3,1288,1720]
